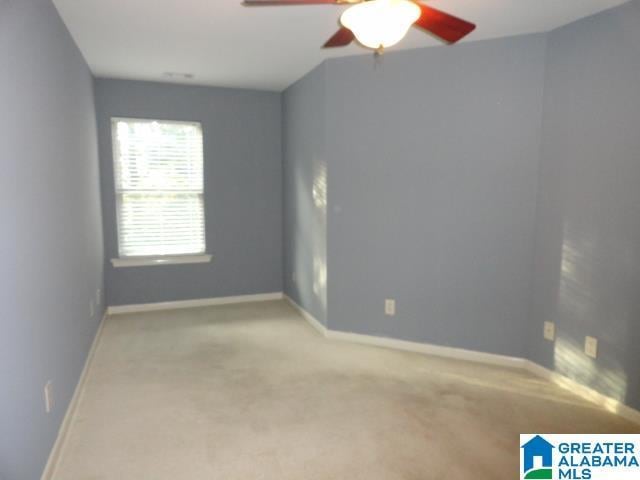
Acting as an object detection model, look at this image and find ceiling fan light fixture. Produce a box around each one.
[340,0,421,50]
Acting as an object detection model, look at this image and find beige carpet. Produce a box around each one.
[52,300,639,479]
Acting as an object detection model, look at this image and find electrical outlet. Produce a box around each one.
[96,288,101,305]
[385,299,396,316]
[90,300,95,318]
[585,336,598,358]
[44,381,53,413]
[543,321,555,341]
[292,272,296,284]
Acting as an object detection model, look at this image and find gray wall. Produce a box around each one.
[528,0,640,410]
[284,6,640,412]
[0,0,104,478]
[94,79,283,306]
[282,64,328,325]
[323,35,547,357]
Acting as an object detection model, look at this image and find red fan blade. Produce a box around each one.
[243,0,342,6]
[413,3,475,44]
[323,27,355,48]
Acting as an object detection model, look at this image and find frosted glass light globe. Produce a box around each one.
[340,0,421,50]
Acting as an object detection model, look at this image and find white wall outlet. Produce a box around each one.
[89,300,95,318]
[585,336,598,358]
[385,299,396,316]
[96,288,101,305]
[44,381,54,413]
[543,321,555,341]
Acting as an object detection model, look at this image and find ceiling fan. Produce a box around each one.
[242,0,476,52]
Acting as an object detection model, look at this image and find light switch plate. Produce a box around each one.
[543,321,555,341]
[585,336,598,359]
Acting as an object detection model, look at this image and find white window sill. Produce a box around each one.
[111,254,212,268]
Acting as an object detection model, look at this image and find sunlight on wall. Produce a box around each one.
[312,162,327,210]
[558,233,594,319]
[553,336,628,413]
[312,162,328,313]
[313,255,327,302]
[552,228,628,413]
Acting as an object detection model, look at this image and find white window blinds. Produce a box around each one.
[112,118,205,258]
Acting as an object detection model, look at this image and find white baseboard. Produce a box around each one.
[284,296,524,369]
[284,296,640,426]
[285,295,327,336]
[107,292,284,315]
[326,329,528,369]
[524,361,640,425]
[41,312,108,480]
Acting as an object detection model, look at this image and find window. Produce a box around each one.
[111,118,207,264]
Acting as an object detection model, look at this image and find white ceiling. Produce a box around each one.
[53,0,629,91]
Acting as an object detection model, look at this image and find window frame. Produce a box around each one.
[110,117,210,267]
